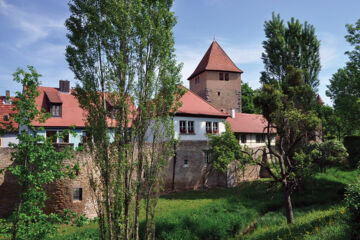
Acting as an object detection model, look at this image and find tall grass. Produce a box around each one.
[15,167,358,240]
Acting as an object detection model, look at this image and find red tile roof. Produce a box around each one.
[316,95,324,105]
[33,87,134,128]
[33,87,87,127]
[176,87,228,118]
[226,113,275,134]
[0,97,18,131]
[188,40,243,80]
[45,90,62,103]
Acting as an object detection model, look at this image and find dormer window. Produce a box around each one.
[51,104,61,117]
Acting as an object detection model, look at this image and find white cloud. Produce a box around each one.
[0,0,65,47]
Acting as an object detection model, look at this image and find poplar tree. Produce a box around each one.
[261,13,321,91]
[65,0,183,239]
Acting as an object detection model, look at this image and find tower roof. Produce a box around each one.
[187,40,243,80]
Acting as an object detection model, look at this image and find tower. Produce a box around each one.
[188,40,243,113]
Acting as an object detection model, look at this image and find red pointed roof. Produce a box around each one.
[316,95,324,105]
[187,40,243,80]
[176,87,228,118]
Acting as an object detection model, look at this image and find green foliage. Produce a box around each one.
[261,12,321,91]
[241,82,261,114]
[326,19,360,136]
[44,167,358,240]
[1,66,77,240]
[296,140,348,172]
[343,136,360,168]
[208,122,249,173]
[66,0,183,239]
[314,104,341,140]
[345,179,360,238]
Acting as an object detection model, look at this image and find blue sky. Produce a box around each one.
[1,0,359,106]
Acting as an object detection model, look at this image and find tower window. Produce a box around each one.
[195,76,200,84]
[219,72,224,80]
[217,92,221,96]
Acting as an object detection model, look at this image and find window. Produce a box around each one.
[241,134,247,143]
[206,122,212,133]
[188,121,194,134]
[58,131,69,143]
[46,131,57,142]
[219,72,229,81]
[195,76,200,84]
[184,159,189,168]
[3,115,9,121]
[82,131,88,143]
[73,188,82,201]
[219,72,224,80]
[180,120,186,134]
[179,120,195,134]
[217,91,221,96]
[256,134,265,143]
[213,122,218,134]
[205,151,211,164]
[51,104,61,117]
[206,122,219,134]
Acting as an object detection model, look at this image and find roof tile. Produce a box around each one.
[188,40,243,80]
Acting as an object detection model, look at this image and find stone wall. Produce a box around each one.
[0,146,98,218]
[0,141,263,218]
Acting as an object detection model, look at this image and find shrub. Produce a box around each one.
[343,136,360,168]
[345,180,360,238]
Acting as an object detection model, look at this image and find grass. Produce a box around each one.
[2,167,358,239]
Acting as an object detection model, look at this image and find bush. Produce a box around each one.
[345,180,360,238]
[343,136,360,168]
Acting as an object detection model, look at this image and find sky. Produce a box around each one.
[1,0,359,106]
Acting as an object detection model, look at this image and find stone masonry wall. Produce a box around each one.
[0,146,98,218]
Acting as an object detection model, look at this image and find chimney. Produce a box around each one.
[59,80,70,93]
[231,109,236,118]
[4,90,10,104]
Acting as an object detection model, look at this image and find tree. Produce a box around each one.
[65,0,183,239]
[241,83,261,114]
[261,13,321,91]
[326,19,360,136]
[1,67,76,240]
[208,122,248,174]
[314,104,342,140]
[254,65,320,224]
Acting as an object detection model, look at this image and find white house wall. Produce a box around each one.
[239,133,276,148]
[0,134,18,147]
[174,116,226,141]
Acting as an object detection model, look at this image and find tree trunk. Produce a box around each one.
[282,181,295,224]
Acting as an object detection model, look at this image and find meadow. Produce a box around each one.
[47,167,358,240]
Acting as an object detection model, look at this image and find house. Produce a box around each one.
[166,88,229,190]
[227,112,275,148]
[0,90,18,147]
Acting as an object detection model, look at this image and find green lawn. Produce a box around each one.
[3,167,358,240]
